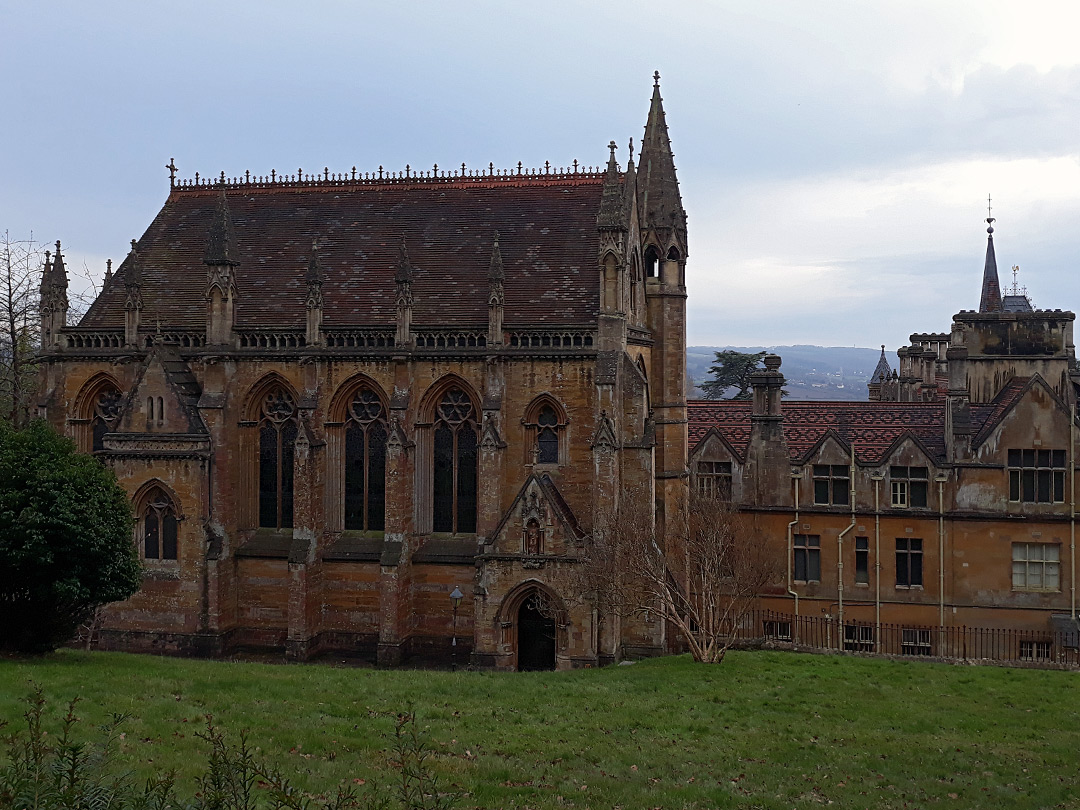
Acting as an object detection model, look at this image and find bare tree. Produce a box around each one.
[0,231,43,427]
[575,486,777,664]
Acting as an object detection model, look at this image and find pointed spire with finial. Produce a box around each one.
[305,238,325,286]
[979,195,1003,313]
[871,345,892,383]
[125,239,142,289]
[637,70,686,241]
[488,231,504,282]
[597,140,625,230]
[51,240,68,291]
[39,249,52,294]
[395,233,413,285]
[204,185,238,267]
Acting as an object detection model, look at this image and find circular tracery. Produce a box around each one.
[437,389,474,424]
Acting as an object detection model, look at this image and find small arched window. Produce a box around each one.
[92,386,122,451]
[432,388,477,534]
[258,388,298,529]
[537,406,559,464]
[345,388,387,532]
[141,487,178,560]
[643,245,660,278]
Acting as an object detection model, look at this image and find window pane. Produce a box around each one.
[537,426,558,464]
[896,551,908,586]
[1012,543,1025,561]
[433,424,454,532]
[910,467,928,479]
[1052,450,1066,468]
[808,549,821,581]
[144,514,159,559]
[456,424,478,533]
[833,465,849,477]
[259,425,278,528]
[280,421,297,529]
[1037,470,1051,503]
[344,425,366,530]
[1038,449,1051,468]
[794,549,806,581]
[1022,470,1036,502]
[162,514,178,560]
[911,481,928,508]
[855,549,868,584]
[911,552,923,586]
[1010,470,1021,501]
[1022,449,1035,467]
[367,423,387,532]
[833,480,849,505]
[92,418,109,452]
[1054,471,1065,503]
[1008,449,1021,466]
[890,466,906,478]
[813,465,829,477]
[1047,545,1060,562]
[1047,563,1060,590]
[814,480,829,504]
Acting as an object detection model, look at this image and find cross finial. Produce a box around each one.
[628,138,634,161]
[986,193,995,233]
[653,70,660,87]
[130,239,137,253]
[608,140,617,159]
[166,158,177,187]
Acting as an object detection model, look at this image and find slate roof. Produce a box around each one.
[688,399,949,465]
[78,174,610,331]
[689,380,1061,465]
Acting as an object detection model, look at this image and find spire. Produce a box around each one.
[305,238,324,286]
[395,233,413,284]
[204,186,238,266]
[979,205,1003,313]
[488,231,504,282]
[125,239,142,289]
[39,249,52,294]
[637,71,686,240]
[871,345,892,383]
[51,241,68,291]
[597,141,625,230]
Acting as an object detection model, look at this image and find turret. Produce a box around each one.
[39,241,69,347]
[395,235,414,347]
[868,345,892,401]
[204,186,239,345]
[305,239,324,346]
[487,232,504,346]
[124,239,143,347]
[597,141,627,320]
[638,70,687,286]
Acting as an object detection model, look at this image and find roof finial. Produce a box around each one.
[986,193,994,234]
[628,138,634,162]
[653,70,660,87]
[166,158,177,188]
[608,140,617,160]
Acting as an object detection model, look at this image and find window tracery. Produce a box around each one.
[258,388,298,529]
[344,387,387,532]
[524,397,567,466]
[432,388,477,534]
[140,487,178,561]
[92,386,122,451]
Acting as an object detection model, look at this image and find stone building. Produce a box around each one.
[37,74,688,670]
[688,215,1080,653]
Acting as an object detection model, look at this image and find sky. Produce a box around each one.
[2,1,1078,354]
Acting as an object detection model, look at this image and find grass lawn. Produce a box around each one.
[1,650,1078,809]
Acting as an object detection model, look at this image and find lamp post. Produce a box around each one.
[450,586,463,670]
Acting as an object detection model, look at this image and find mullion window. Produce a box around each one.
[1008,448,1066,503]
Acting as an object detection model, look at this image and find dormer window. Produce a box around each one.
[890,466,928,508]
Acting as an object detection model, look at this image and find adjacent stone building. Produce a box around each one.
[37,74,688,669]
[688,216,1080,655]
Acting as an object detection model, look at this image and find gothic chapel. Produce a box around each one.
[37,74,689,669]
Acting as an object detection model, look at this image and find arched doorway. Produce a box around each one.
[517,594,556,671]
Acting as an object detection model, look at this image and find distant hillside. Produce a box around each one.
[687,345,883,401]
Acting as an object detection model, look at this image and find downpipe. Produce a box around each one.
[871,473,883,651]
[787,471,802,635]
[837,444,856,649]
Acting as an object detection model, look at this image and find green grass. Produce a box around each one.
[2,650,1079,809]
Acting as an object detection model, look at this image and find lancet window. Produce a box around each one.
[432,388,477,534]
[344,387,387,532]
[140,487,178,561]
[258,388,298,529]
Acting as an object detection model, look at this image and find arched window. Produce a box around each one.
[536,406,559,464]
[432,388,477,534]
[91,386,122,451]
[140,487,178,560]
[344,387,387,532]
[643,245,660,278]
[525,397,567,466]
[258,388,298,529]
